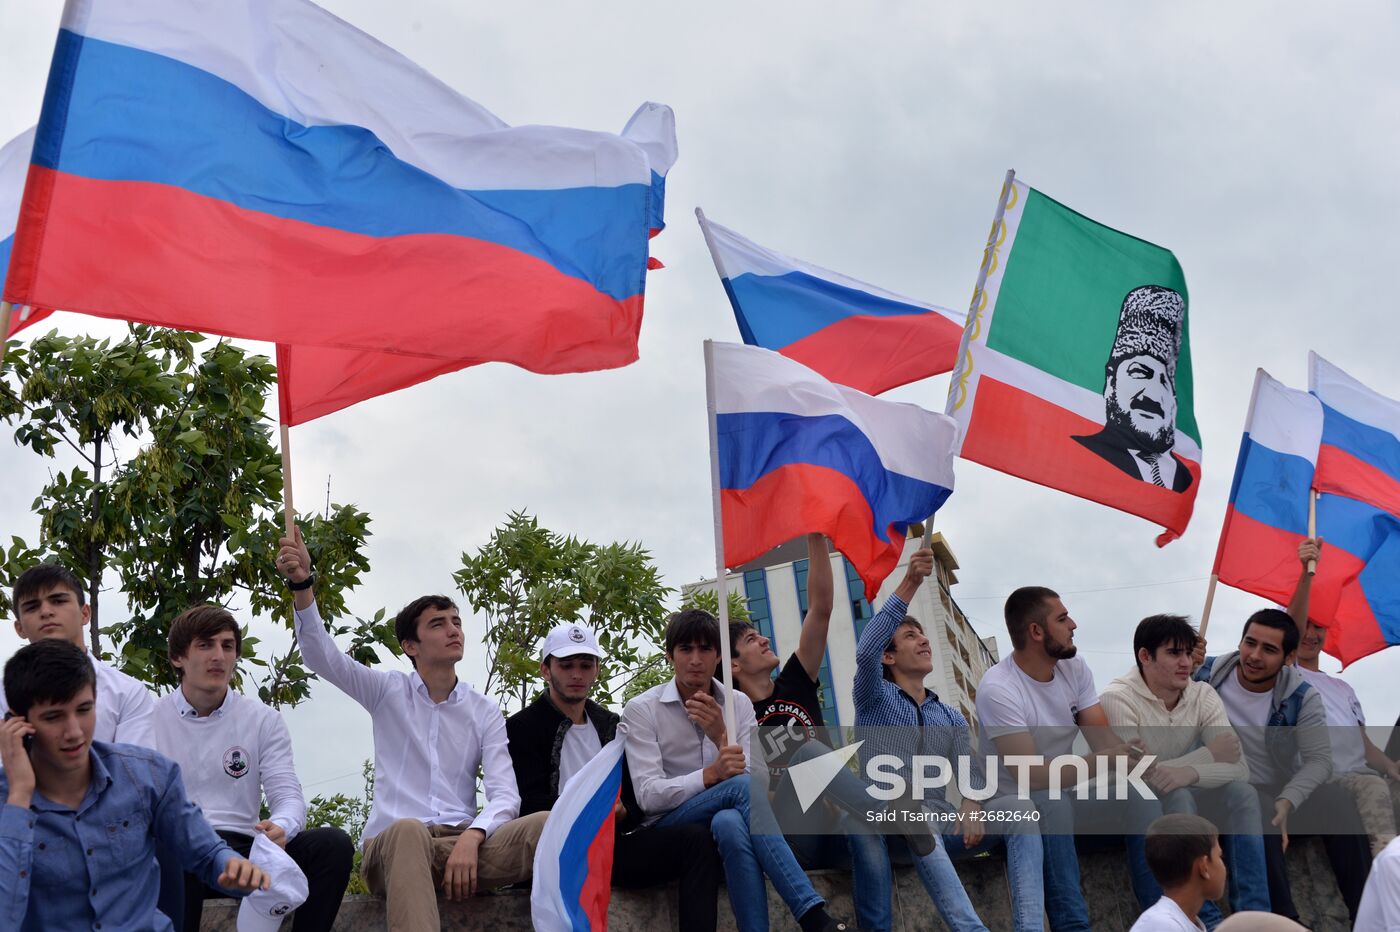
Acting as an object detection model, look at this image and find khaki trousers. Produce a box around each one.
[361,811,548,932]
[1334,770,1400,856]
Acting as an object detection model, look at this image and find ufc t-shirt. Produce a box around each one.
[753,655,824,777]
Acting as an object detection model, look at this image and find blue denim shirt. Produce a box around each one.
[0,740,238,931]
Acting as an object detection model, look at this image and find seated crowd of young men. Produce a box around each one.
[0,528,1396,931]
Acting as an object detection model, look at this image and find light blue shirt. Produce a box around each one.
[0,740,239,931]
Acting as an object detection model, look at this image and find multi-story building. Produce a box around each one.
[689,530,998,728]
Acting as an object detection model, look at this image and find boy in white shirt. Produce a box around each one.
[276,526,546,932]
[154,603,354,931]
[1131,814,1227,932]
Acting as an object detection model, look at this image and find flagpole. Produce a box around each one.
[1306,490,1317,576]
[275,345,295,536]
[0,302,12,367]
[1198,574,1219,640]
[946,169,1016,421]
[703,339,739,743]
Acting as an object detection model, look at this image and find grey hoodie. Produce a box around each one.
[1195,650,1332,810]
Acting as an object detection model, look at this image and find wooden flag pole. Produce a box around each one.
[0,301,12,366]
[1198,574,1219,640]
[1307,490,1317,576]
[922,512,935,549]
[276,346,296,536]
[703,339,739,743]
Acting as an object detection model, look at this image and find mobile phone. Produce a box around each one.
[3,712,33,752]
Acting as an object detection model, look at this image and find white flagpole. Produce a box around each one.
[1307,490,1318,576]
[703,339,739,742]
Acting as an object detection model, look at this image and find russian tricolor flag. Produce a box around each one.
[697,212,965,396]
[4,0,676,422]
[1,128,54,339]
[710,342,957,600]
[531,737,625,932]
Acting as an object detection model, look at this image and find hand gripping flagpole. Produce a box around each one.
[703,339,739,743]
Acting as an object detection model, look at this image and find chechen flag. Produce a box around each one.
[697,211,964,396]
[5,0,677,424]
[947,176,1199,545]
[531,737,625,932]
[711,341,956,601]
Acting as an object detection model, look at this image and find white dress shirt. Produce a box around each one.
[0,652,156,748]
[294,600,520,842]
[153,687,305,838]
[620,677,756,824]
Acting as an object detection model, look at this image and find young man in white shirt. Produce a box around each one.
[1355,835,1400,931]
[1290,539,1400,856]
[154,603,354,932]
[506,621,723,932]
[621,608,851,932]
[975,586,1146,932]
[1100,613,1269,926]
[4,563,156,746]
[276,526,546,932]
[1130,814,1228,932]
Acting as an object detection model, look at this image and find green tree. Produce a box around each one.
[622,582,752,702]
[1,326,397,705]
[453,511,671,712]
[304,759,375,894]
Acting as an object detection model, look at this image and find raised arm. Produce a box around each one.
[276,526,390,711]
[0,718,36,926]
[1286,538,1321,631]
[852,548,933,707]
[795,534,834,680]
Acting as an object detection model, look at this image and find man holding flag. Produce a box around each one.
[508,621,723,932]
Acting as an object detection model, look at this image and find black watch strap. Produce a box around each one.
[287,573,316,592]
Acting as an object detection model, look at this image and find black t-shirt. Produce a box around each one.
[754,654,824,777]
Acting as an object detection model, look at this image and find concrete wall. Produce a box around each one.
[200,837,1351,931]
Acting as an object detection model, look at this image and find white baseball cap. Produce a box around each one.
[237,832,309,932]
[542,622,603,660]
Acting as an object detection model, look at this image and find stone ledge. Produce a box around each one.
[199,837,1349,931]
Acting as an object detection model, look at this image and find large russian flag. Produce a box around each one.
[4,0,676,421]
[710,342,957,600]
[531,737,625,932]
[697,212,965,396]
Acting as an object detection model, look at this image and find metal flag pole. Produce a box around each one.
[703,339,739,742]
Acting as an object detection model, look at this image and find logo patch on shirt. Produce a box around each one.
[223,746,250,779]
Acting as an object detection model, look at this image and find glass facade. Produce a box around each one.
[844,557,874,642]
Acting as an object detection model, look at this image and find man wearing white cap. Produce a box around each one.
[507,621,723,932]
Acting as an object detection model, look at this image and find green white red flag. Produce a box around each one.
[946,176,1199,544]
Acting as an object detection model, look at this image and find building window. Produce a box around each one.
[743,570,776,652]
[844,558,874,642]
[792,558,840,727]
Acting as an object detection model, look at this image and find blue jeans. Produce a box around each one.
[784,825,888,932]
[1028,791,1090,932]
[657,775,823,932]
[941,796,1045,932]
[882,835,988,932]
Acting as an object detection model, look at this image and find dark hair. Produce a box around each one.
[881,616,924,682]
[727,620,755,658]
[394,595,458,668]
[664,609,719,655]
[3,639,97,717]
[1004,586,1059,651]
[1133,614,1199,674]
[168,605,243,680]
[1144,813,1218,889]
[12,563,86,612]
[1242,608,1299,655]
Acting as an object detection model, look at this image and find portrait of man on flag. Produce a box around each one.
[1072,284,1193,493]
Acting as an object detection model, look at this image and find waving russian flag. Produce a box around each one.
[5,0,676,422]
[697,211,964,396]
[1,128,54,339]
[710,341,956,600]
[531,737,625,932]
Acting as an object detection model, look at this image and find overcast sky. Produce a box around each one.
[2,1,1398,798]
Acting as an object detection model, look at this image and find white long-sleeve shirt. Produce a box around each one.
[153,687,306,839]
[620,677,756,824]
[294,600,519,842]
[0,652,156,748]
